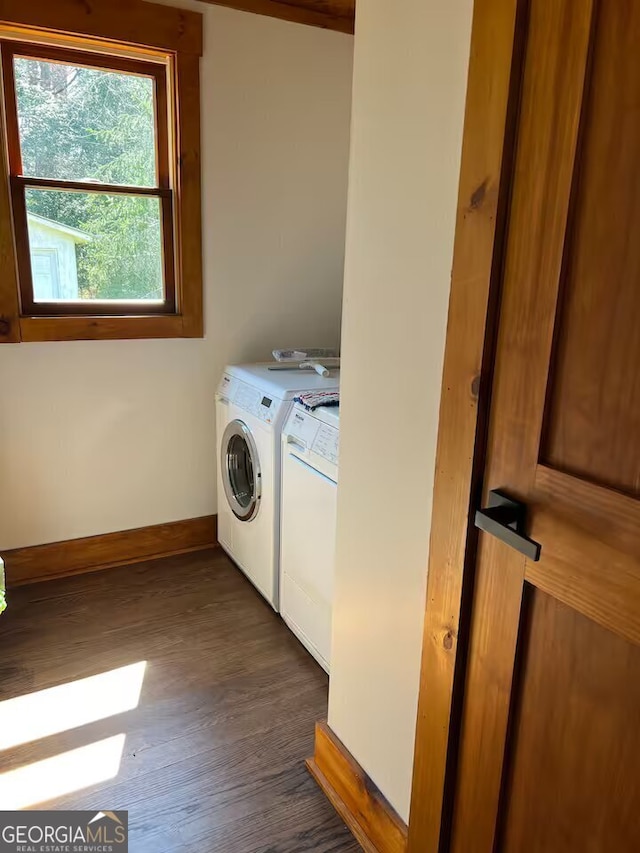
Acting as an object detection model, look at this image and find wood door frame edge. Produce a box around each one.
[406,0,529,850]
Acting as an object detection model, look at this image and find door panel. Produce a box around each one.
[501,591,640,853]
[542,0,640,496]
[451,0,595,847]
[528,470,640,646]
[448,0,640,850]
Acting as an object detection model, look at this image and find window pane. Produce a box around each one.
[26,189,164,302]
[14,57,157,187]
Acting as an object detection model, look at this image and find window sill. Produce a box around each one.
[16,313,203,342]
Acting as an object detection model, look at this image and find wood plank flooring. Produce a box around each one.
[0,548,360,853]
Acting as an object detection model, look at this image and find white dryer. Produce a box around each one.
[215,363,340,610]
[280,403,340,671]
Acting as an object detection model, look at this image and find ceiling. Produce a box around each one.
[199,0,356,33]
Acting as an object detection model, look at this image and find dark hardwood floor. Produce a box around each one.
[0,548,360,853]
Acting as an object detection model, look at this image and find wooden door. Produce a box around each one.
[446,0,640,850]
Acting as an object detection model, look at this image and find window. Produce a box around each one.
[0,0,203,342]
[5,44,174,315]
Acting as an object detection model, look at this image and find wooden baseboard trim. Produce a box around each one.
[2,515,218,586]
[307,722,408,853]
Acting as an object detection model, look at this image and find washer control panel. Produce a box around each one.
[217,374,281,425]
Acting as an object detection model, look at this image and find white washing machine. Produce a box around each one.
[280,403,339,671]
[215,363,340,610]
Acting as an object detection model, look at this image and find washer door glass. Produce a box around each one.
[222,420,261,521]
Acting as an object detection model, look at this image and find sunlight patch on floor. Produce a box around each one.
[0,734,126,809]
[0,661,146,751]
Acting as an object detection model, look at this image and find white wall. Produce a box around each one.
[327,0,473,823]
[0,3,353,551]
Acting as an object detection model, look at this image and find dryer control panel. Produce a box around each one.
[313,424,340,466]
[284,408,340,469]
[217,373,283,425]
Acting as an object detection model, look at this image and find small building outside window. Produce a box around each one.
[27,213,90,301]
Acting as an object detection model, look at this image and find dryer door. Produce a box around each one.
[221,420,262,521]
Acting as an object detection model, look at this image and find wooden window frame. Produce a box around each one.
[0,0,203,342]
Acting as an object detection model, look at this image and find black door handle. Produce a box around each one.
[474,489,541,561]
